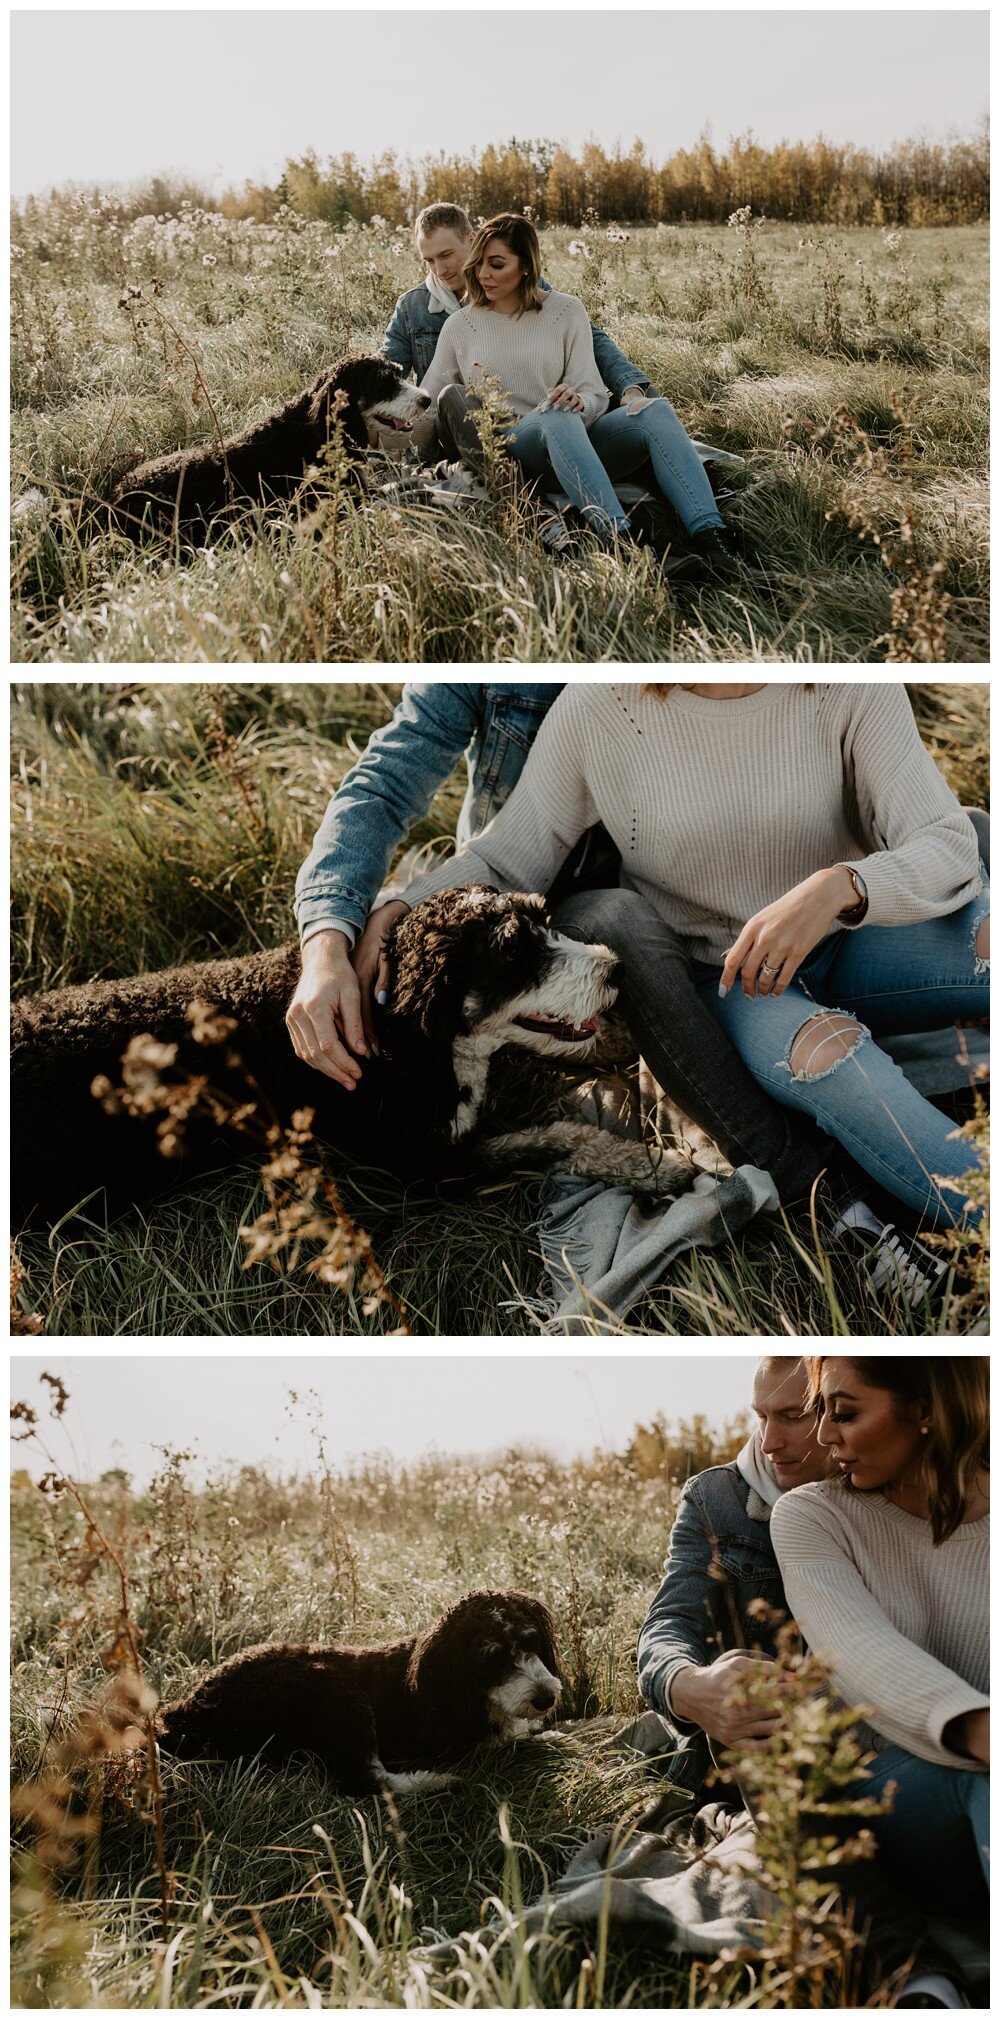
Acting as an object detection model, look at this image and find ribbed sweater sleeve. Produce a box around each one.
[833,684,981,928]
[558,298,610,425]
[418,319,463,407]
[401,686,597,907]
[770,1488,989,1770]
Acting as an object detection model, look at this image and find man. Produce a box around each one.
[637,1355,828,1799]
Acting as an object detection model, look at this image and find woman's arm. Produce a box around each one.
[771,1491,989,1769]
[401,687,599,910]
[837,684,982,928]
[556,300,611,427]
[419,319,464,404]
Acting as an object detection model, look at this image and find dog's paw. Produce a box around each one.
[376,1767,458,1795]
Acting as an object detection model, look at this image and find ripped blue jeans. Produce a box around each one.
[695,880,989,1229]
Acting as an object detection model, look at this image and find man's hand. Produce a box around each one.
[719,867,857,999]
[670,1652,782,1749]
[620,385,656,415]
[352,900,410,1048]
[285,930,367,1090]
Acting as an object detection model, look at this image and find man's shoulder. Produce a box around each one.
[679,1462,749,1515]
[394,281,433,315]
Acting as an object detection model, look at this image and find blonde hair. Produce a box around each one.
[805,1357,989,1544]
[414,202,472,240]
[464,213,543,316]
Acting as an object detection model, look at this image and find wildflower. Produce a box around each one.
[202,254,217,268]
[606,226,629,243]
[567,239,591,259]
[883,230,903,252]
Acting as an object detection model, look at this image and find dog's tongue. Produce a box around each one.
[577,1018,601,1034]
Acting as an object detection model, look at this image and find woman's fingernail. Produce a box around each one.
[376,989,388,1005]
[718,982,728,998]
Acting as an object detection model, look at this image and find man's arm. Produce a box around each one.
[589,321,655,403]
[637,1480,780,1750]
[294,683,487,946]
[288,685,486,1083]
[383,293,417,373]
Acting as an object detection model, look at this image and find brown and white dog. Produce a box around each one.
[111,354,430,537]
[157,1590,562,1793]
[12,887,694,1226]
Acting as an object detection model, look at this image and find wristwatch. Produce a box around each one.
[838,866,869,924]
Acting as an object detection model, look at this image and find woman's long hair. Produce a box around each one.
[805,1357,989,1543]
[464,213,543,316]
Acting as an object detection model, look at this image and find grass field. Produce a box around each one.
[10,205,989,663]
[9,679,989,1340]
[10,1391,879,2009]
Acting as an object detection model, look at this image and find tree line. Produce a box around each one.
[226,127,988,229]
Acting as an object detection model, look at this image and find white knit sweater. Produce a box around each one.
[402,683,981,965]
[770,1480,989,1769]
[419,289,610,427]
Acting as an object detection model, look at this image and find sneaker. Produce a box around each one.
[831,1198,948,1309]
[895,1970,969,2008]
[689,524,742,581]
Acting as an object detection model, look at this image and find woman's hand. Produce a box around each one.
[352,900,411,1048]
[285,931,367,1090]
[944,1706,990,1766]
[543,384,586,414]
[720,867,857,998]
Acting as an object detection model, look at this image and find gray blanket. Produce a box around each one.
[533,1024,988,1332]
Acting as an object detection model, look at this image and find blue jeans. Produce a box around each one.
[696,882,989,1229]
[852,1745,989,1910]
[507,400,724,540]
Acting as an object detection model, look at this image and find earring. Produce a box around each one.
[920,1426,930,1436]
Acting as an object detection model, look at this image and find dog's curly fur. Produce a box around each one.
[157,1590,561,1792]
[12,886,690,1229]
[110,354,428,536]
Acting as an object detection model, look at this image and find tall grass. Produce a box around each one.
[11,1397,750,2009]
[10,207,988,663]
[9,681,989,1339]
[12,1386,911,2009]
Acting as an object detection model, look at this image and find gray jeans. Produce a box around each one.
[553,884,825,1206]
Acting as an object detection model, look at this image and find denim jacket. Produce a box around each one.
[637,1463,788,1798]
[294,683,563,943]
[383,277,655,402]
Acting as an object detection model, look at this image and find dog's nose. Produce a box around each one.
[530,1687,558,1712]
[416,389,431,408]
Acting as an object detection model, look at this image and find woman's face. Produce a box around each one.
[816,1358,929,1491]
[417,226,472,293]
[476,236,526,307]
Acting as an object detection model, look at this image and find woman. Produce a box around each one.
[398,682,988,1236]
[771,1357,989,1939]
[419,213,739,575]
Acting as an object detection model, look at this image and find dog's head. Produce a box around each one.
[407,1589,562,1753]
[308,355,430,450]
[381,888,618,1136]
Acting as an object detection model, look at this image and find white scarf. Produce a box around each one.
[424,272,464,317]
[735,1432,782,1510]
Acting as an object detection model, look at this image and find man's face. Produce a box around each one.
[751,1360,827,1488]
[417,226,472,294]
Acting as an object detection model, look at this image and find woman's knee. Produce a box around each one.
[536,404,589,443]
[788,1012,866,1082]
[975,914,990,963]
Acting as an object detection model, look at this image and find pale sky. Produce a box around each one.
[11,9,989,201]
[10,1353,759,1485]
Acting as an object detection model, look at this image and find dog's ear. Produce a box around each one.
[406,1612,485,1754]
